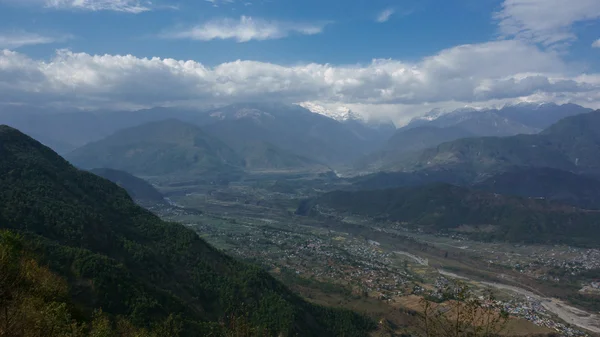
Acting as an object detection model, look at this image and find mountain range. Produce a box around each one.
[0,103,395,166]
[0,124,375,336]
[200,102,393,165]
[3,102,590,173]
[66,118,332,178]
[356,126,476,170]
[0,105,201,153]
[357,103,591,172]
[404,103,591,135]
[399,109,600,178]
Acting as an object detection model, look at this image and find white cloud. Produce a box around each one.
[205,0,235,6]
[0,40,598,121]
[2,0,153,13]
[593,39,600,48]
[162,16,328,42]
[0,32,70,49]
[495,0,600,48]
[376,8,395,23]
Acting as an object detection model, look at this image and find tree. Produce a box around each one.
[417,281,509,337]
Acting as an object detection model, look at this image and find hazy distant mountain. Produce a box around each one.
[405,103,591,136]
[357,103,592,173]
[1,103,394,165]
[297,183,600,246]
[0,106,206,154]
[357,126,475,170]
[406,108,538,137]
[340,118,396,150]
[395,109,600,178]
[473,167,600,210]
[66,119,243,176]
[297,102,396,145]
[239,141,329,172]
[496,102,592,129]
[90,168,165,204]
[200,102,387,165]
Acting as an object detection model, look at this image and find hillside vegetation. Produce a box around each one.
[297,183,600,246]
[90,168,165,204]
[0,125,374,336]
[473,167,600,210]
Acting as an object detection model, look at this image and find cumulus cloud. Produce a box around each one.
[495,0,600,48]
[2,0,153,13]
[376,8,395,23]
[593,39,600,48]
[0,32,70,49]
[0,40,598,115]
[162,16,328,42]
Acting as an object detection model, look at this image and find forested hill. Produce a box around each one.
[296,183,600,247]
[89,167,165,204]
[0,125,374,336]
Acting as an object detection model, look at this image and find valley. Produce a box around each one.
[3,0,600,334]
[151,174,600,336]
[3,103,600,336]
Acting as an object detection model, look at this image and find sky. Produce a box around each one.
[0,0,599,123]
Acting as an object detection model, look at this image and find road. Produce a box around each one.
[479,281,600,334]
[394,250,429,266]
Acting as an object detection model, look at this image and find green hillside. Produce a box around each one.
[297,183,600,246]
[89,168,165,204]
[473,167,600,210]
[391,110,600,178]
[66,119,243,176]
[0,125,374,336]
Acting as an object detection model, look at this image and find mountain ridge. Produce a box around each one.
[66,118,243,176]
[201,103,384,164]
[383,109,600,179]
[0,124,375,336]
[296,182,600,246]
[405,103,592,133]
[472,167,600,210]
[89,168,166,205]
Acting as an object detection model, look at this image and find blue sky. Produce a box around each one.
[0,0,599,122]
[1,0,503,65]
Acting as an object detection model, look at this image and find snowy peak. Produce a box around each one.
[296,102,366,122]
[403,102,590,137]
[417,106,486,122]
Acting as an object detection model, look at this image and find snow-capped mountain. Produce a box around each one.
[403,102,592,137]
[296,102,366,122]
[412,106,488,123]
